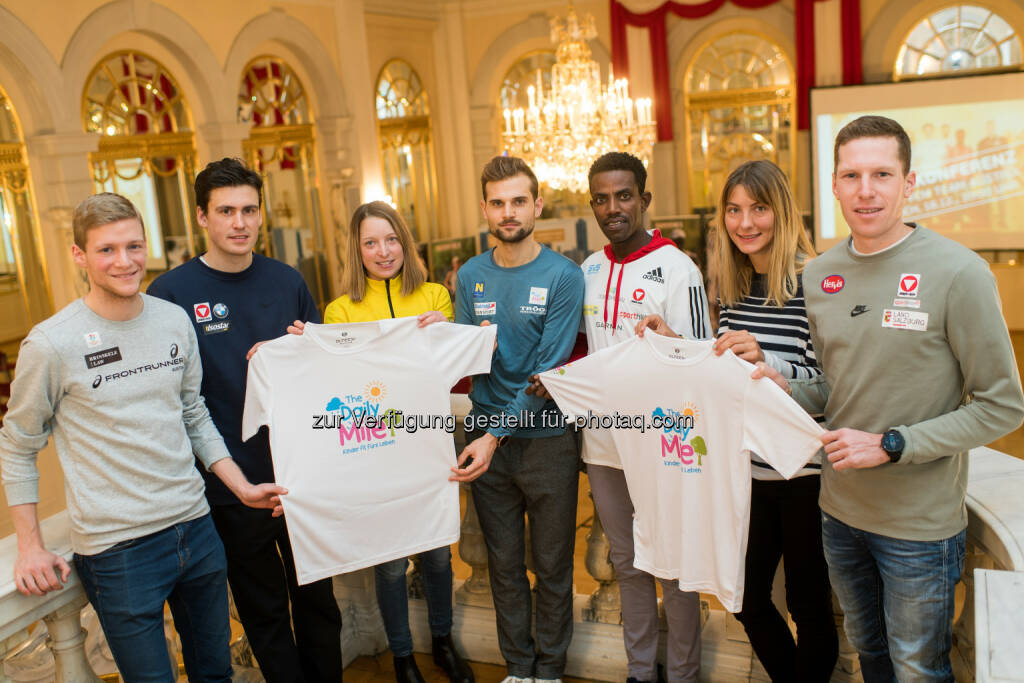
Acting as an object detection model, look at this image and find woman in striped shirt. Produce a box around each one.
[712,160,838,682]
[639,160,838,681]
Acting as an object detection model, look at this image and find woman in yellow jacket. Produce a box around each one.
[325,201,472,683]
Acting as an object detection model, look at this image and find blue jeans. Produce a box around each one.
[74,514,232,683]
[821,512,965,683]
[374,545,454,657]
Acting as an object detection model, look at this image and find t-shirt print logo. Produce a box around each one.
[632,288,646,303]
[193,302,212,322]
[898,273,920,297]
[654,403,707,472]
[529,287,548,305]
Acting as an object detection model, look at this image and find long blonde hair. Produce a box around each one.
[343,201,427,302]
[712,161,815,308]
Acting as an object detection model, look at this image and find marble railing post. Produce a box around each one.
[455,485,493,607]
[582,498,621,624]
[41,593,101,683]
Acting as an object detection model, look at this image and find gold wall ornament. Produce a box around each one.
[500,4,656,194]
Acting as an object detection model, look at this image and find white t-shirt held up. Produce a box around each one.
[540,334,823,611]
[243,317,496,584]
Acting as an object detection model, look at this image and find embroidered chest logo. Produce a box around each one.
[897,274,920,298]
[821,275,845,294]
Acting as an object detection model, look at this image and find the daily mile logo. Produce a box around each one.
[654,402,708,473]
[312,381,399,454]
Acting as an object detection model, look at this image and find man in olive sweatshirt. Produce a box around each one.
[756,115,1024,682]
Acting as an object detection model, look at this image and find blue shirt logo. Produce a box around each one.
[473,282,485,299]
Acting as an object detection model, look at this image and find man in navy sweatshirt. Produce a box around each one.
[148,158,342,682]
[451,156,585,683]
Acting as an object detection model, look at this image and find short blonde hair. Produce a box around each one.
[343,201,427,302]
[72,193,144,249]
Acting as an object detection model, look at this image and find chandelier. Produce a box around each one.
[501,4,656,194]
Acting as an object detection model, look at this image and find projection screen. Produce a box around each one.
[810,71,1024,251]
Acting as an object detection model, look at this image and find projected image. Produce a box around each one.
[812,73,1024,250]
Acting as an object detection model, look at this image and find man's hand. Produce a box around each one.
[237,482,289,517]
[525,373,550,399]
[14,545,71,596]
[751,361,790,395]
[246,320,307,360]
[479,319,497,350]
[822,429,890,471]
[417,311,447,327]
[635,315,679,338]
[450,433,499,482]
[714,330,765,363]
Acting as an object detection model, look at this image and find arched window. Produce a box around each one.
[895,4,1022,78]
[376,60,438,242]
[683,33,795,209]
[238,56,330,307]
[83,51,199,271]
[0,85,50,344]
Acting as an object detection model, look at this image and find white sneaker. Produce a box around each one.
[501,677,534,683]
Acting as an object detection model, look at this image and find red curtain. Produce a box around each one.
[609,0,863,138]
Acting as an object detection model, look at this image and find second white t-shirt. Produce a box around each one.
[540,333,823,611]
[242,317,496,584]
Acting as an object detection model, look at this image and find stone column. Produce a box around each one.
[952,541,992,681]
[41,594,102,683]
[582,501,621,624]
[455,485,493,607]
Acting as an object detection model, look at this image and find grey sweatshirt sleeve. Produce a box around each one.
[898,262,1024,464]
[0,332,62,506]
[179,322,231,470]
[788,374,830,416]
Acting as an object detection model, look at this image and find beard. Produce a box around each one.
[490,219,535,244]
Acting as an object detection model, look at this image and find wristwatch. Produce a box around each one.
[881,429,905,463]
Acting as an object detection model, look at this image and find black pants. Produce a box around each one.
[735,476,838,683]
[469,429,581,679]
[211,504,343,682]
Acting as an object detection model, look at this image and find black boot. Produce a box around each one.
[432,634,475,683]
[394,654,426,683]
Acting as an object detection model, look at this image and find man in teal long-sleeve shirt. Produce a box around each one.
[452,156,584,683]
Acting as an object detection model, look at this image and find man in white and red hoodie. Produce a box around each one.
[559,152,711,683]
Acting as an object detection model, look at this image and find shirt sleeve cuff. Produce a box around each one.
[3,480,40,506]
[193,441,232,471]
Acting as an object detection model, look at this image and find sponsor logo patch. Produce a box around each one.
[520,305,547,315]
[474,301,496,316]
[84,331,101,348]
[84,346,122,369]
[585,264,602,275]
[193,302,212,322]
[632,288,646,303]
[898,273,920,298]
[821,275,845,294]
[213,303,229,319]
[881,309,928,331]
[203,321,231,335]
[473,282,485,299]
[893,298,921,309]
[850,305,869,317]
[529,287,548,305]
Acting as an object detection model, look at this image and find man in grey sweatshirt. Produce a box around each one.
[756,116,1024,682]
[0,193,286,682]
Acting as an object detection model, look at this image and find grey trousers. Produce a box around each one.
[588,464,702,683]
[470,429,581,679]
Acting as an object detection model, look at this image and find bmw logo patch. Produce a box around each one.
[213,303,229,319]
